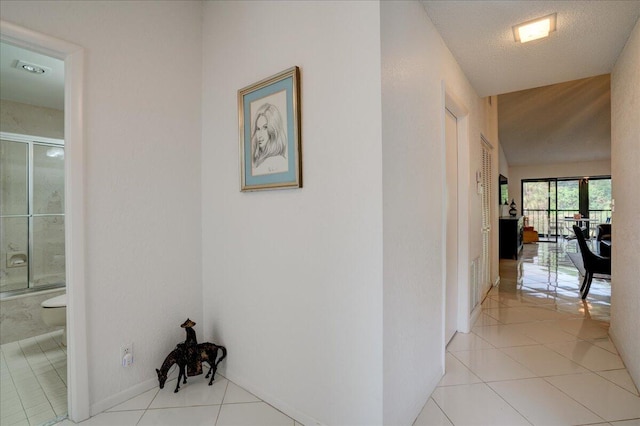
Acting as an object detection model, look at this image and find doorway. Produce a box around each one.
[1,20,89,422]
[444,108,458,345]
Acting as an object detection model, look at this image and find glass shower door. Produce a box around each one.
[1,140,29,292]
[32,144,66,287]
[0,137,65,295]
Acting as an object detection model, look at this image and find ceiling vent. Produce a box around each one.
[14,60,51,75]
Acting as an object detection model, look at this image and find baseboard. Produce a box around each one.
[90,378,158,416]
[608,328,640,394]
[89,367,321,424]
[90,366,179,417]
[467,277,499,328]
[469,303,482,328]
[221,368,324,426]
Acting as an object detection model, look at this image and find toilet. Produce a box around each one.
[41,293,67,344]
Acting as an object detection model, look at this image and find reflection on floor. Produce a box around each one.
[416,242,640,426]
[4,242,638,426]
[0,330,67,426]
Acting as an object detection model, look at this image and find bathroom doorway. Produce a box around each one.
[1,20,89,423]
[0,43,68,425]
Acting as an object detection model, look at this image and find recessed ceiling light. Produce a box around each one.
[513,13,557,43]
[22,64,45,74]
[15,60,51,75]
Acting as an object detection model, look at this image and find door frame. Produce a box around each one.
[442,83,470,358]
[1,20,89,422]
[444,107,459,345]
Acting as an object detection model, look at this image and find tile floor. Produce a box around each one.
[55,376,302,426]
[3,242,639,426]
[1,330,67,426]
[2,331,301,426]
[415,242,640,426]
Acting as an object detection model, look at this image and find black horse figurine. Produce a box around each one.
[156,342,227,393]
[156,319,228,392]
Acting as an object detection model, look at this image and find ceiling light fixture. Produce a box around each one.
[15,60,50,75]
[513,13,557,43]
[22,64,45,74]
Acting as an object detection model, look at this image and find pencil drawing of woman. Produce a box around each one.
[251,103,288,176]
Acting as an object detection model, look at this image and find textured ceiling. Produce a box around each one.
[498,74,611,166]
[422,1,640,96]
[422,1,638,166]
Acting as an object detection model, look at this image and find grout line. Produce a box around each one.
[0,351,28,425]
[483,381,535,426]
[427,397,455,426]
[593,369,640,397]
[444,243,629,423]
[1,330,67,426]
[213,379,229,426]
[539,374,609,422]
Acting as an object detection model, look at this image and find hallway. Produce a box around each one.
[5,244,639,426]
[416,243,640,425]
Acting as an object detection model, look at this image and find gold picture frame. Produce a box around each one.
[238,66,301,191]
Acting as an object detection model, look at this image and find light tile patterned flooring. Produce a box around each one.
[3,243,639,426]
[57,377,302,426]
[1,330,67,426]
[2,331,301,426]
[416,242,640,426]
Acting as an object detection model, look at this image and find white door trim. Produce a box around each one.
[1,20,90,422]
[441,82,471,366]
[444,108,459,345]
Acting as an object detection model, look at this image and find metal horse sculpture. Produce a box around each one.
[156,319,227,393]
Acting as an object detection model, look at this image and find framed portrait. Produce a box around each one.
[238,66,301,191]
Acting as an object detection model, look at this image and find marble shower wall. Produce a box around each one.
[0,99,64,139]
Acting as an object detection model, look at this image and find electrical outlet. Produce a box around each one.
[121,343,133,367]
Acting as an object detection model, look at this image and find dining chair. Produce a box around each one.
[563,218,575,240]
[573,225,611,299]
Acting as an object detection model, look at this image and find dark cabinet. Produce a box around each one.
[499,216,524,260]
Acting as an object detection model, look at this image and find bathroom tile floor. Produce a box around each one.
[1,329,67,426]
[415,242,640,426]
[4,242,639,426]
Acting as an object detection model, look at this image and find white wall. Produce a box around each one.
[201,2,383,425]
[0,0,204,412]
[498,143,509,180]
[380,2,497,424]
[610,17,640,391]
[2,1,506,422]
[508,160,611,212]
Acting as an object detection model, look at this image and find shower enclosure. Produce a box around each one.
[1,132,65,297]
